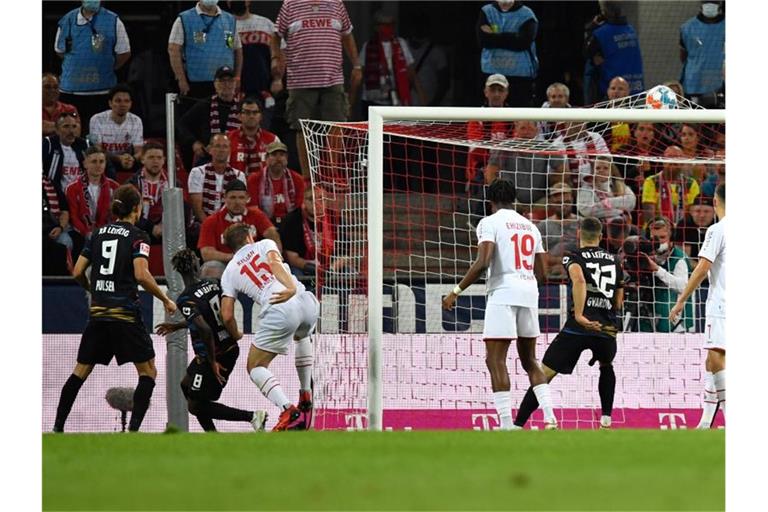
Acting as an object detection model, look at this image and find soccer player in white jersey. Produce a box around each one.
[670,183,726,428]
[219,224,319,431]
[443,179,558,430]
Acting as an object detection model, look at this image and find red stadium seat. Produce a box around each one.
[148,244,165,277]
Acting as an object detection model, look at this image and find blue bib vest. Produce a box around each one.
[680,17,725,95]
[57,7,119,93]
[593,22,644,95]
[180,8,237,83]
[480,4,538,78]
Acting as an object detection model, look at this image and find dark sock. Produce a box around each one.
[196,401,254,422]
[54,374,85,432]
[513,386,539,427]
[196,415,217,432]
[128,376,156,432]
[599,365,616,416]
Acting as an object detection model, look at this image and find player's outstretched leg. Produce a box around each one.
[53,364,93,432]
[513,386,539,428]
[295,336,314,427]
[484,340,514,430]
[128,359,157,432]
[517,337,557,428]
[247,346,302,431]
[598,363,616,429]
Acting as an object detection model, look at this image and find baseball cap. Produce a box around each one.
[548,182,573,197]
[266,141,289,154]
[214,66,235,80]
[485,74,509,89]
[223,179,247,194]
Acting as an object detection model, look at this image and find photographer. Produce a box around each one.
[622,216,694,333]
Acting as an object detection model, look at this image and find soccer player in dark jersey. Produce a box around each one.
[513,217,625,429]
[53,185,177,432]
[155,249,268,431]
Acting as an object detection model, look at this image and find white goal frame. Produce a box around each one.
[365,106,725,431]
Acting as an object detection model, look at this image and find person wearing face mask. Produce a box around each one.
[54,1,131,134]
[406,15,449,107]
[680,2,725,99]
[476,0,539,107]
[168,0,243,99]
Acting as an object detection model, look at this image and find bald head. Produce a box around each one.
[662,145,684,177]
[607,76,630,100]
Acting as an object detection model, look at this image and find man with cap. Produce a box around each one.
[179,65,242,169]
[168,0,243,99]
[536,182,579,279]
[247,141,305,230]
[227,96,280,177]
[198,178,281,278]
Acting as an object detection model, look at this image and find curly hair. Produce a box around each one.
[171,248,200,277]
[487,178,517,205]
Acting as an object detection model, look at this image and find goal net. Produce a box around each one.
[301,89,725,431]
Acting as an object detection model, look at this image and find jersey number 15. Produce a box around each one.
[240,254,273,289]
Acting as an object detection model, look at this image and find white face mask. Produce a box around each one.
[701,3,720,18]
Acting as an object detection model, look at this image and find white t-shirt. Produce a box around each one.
[221,239,303,307]
[89,111,144,155]
[60,144,81,192]
[476,208,544,307]
[359,38,415,104]
[698,217,726,318]
[187,165,246,211]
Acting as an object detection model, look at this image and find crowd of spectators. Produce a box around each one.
[42,1,726,334]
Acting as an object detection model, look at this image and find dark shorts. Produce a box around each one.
[182,345,240,402]
[286,84,348,129]
[77,320,155,366]
[542,330,617,375]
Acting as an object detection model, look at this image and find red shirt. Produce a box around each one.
[227,127,279,176]
[198,207,274,254]
[43,101,79,124]
[246,168,305,221]
[65,176,120,237]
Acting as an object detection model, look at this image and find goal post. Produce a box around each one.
[302,94,725,432]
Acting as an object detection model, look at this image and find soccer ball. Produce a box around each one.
[645,85,678,110]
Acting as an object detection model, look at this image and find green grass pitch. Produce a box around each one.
[43,430,724,511]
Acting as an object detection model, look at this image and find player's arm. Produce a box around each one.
[568,262,602,331]
[267,250,297,304]
[188,314,225,383]
[220,295,242,342]
[669,257,712,322]
[72,254,91,291]
[442,241,494,311]
[534,252,547,286]
[154,320,186,336]
[613,286,624,311]
[134,257,177,315]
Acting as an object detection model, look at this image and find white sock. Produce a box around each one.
[533,383,556,423]
[698,371,718,428]
[600,415,611,428]
[492,391,513,429]
[294,337,314,391]
[249,367,291,410]
[713,369,726,418]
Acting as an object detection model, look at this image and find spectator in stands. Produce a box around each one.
[584,1,644,101]
[89,84,144,173]
[197,179,280,277]
[44,112,89,207]
[227,96,279,177]
[680,2,724,102]
[188,133,245,223]
[127,142,171,244]
[272,0,362,177]
[606,75,630,101]
[679,123,714,182]
[43,176,75,276]
[179,66,242,168]
[66,146,120,240]
[54,1,131,132]
[603,76,632,151]
[536,182,578,279]
[406,15,450,107]
[356,11,425,111]
[577,155,636,222]
[552,121,609,186]
[614,122,662,199]
[281,188,332,279]
[484,120,566,220]
[638,216,694,333]
[477,0,538,107]
[43,73,79,137]
[247,141,304,229]
[641,145,700,228]
[168,0,242,99]
[539,82,570,139]
[675,194,715,263]
[227,1,279,129]
[701,149,725,197]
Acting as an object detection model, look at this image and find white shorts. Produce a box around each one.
[482,304,540,340]
[252,291,319,355]
[704,315,725,351]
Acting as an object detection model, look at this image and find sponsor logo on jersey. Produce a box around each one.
[139,242,150,257]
